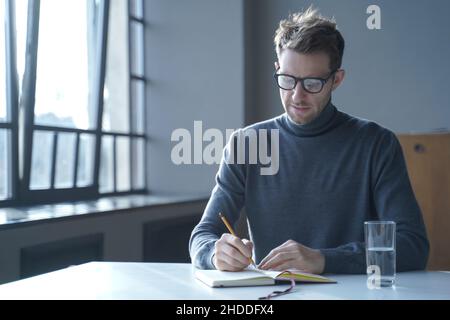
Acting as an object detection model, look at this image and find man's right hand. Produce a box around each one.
[213,233,254,271]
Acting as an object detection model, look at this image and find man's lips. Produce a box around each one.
[291,105,311,111]
[290,105,311,118]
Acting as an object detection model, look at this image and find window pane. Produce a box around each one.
[30,131,53,190]
[77,133,95,187]
[54,132,76,188]
[1,1,6,122]
[116,136,130,192]
[16,0,28,98]
[34,0,98,129]
[103,0,130,133]
[130,21,144,77]
[131,79,145,134]
[0,129,10,200]
[129,0,143,19]
[99,135,114,193]
[131,137,145,190]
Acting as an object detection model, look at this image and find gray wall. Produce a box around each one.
[245,0,450,133]
[145,0,450,194]
[145,0,245,195]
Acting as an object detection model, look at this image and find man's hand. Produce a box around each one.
[213,233,254,271]
[258,240,325,274]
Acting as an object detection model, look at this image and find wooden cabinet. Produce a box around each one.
[397,133,450,270]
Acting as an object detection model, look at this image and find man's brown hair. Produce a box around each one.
[274,6,345,71]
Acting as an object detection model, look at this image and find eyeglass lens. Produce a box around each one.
[277,75,323,93]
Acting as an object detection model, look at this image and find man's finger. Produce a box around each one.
[242,239,254,260]
[259,248,280,267]
[242,238,254,250]
[215,244,250,269]
[215,256,247,271]
[224,234,253,259]
[259,245,287,266]
[259,251,297,270]
[222,243,252,265]
[259,240,301,267]
[258,254,272,268]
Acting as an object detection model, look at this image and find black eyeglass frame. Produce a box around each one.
[273,69,339,94]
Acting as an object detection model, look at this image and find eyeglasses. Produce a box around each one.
[274,69,338,94]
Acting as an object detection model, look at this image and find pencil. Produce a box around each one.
[219,212,256,267]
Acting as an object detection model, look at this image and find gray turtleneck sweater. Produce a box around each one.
[189,102,429,274]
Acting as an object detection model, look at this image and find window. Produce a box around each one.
[1,3,6,123]
[0,127,9,201]
[100,0,146,194]
[1,1,8,200]
[34,0,96,130]
[1,0,147,207]
[1,0,18,203]
[28,0,98,194]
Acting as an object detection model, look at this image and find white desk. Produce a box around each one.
[0,262,449,300]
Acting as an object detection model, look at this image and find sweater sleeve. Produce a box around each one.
[321,131,429,274]
[189,130,247,269]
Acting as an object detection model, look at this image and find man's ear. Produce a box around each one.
[332,69,345,90]
[274,61,279,71]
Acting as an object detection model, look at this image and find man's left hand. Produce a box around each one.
[258,240,325,274]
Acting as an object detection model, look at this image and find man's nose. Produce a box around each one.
[292,82,308,101]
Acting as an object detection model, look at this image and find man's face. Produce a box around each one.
[276,49,344,125]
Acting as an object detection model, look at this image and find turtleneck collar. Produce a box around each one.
[281,100,339,137]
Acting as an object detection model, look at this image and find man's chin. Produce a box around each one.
[288,113,311,125]
[289,106,316,124]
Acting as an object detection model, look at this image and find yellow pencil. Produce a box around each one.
[219,212,256,267]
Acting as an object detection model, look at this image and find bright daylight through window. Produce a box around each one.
[1,0,146,206]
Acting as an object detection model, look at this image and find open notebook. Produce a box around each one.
[195,267,336,288]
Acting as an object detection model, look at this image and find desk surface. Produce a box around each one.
[0,262,449,300]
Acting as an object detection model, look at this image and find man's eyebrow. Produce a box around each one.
[278,70,331,78]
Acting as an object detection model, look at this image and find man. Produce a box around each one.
[189,7,429,274]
